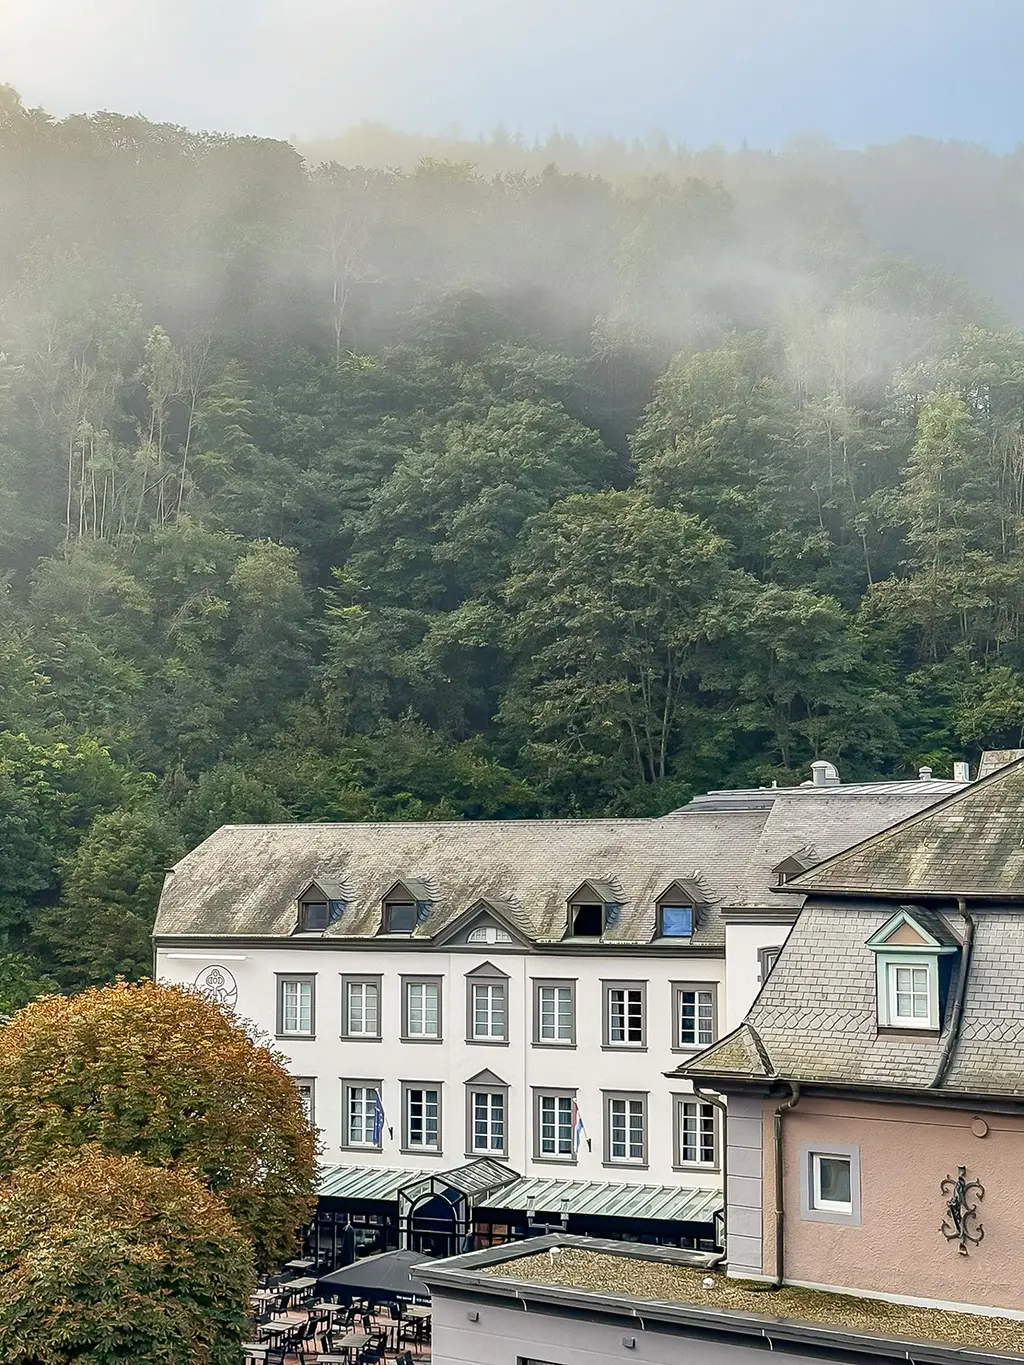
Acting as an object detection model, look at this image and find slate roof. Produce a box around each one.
[721,785,963,912]
[683,759,1024,1096]
[153,775,958,948]
[154,812,770,945]
[785,756,1024,899]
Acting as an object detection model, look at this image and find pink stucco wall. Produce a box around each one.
[761,1095,1024,1313]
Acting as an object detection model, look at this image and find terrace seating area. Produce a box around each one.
[244,1257,432,1365]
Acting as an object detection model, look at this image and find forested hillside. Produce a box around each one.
[3,84,1024,1000]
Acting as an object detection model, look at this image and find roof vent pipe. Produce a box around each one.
[954,761,971,783]
[919,766,933,781]
[810,761,839,787]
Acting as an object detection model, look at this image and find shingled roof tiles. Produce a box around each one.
[785,756,1024,898]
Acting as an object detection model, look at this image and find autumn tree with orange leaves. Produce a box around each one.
[0,1149,254,1365]
[0,980,318,1269]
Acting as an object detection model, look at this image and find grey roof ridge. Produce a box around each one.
[781,755,1024,896]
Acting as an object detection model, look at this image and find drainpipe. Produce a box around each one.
[771,1082,801,1289]
[693,1085,728,1267]
[931,900,975,1090]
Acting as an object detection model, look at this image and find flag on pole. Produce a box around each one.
[372,1088,386,1145]
[572,1100,586,1155]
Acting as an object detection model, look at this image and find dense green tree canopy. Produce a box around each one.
[2,96,1024,987]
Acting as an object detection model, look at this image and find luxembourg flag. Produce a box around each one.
[371,1088,387,1145]
[572,1100,586,1155]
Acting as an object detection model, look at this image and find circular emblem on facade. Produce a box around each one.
[194,965,238,1011]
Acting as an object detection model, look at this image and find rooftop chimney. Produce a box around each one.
[919,766,933,781]
[954,760,971,783]
[810,760,840,787]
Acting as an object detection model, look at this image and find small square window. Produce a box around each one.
[812,1153,852,1212]
[570,903,603,937]
[800,1143,860,1225]
[659,905,693,937]
[299,901,329,932]
[385,902,416,934]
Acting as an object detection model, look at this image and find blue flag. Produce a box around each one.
[372,1088,386,1145]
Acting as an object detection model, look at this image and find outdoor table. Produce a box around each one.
[328,1331,370,1363]
[257,1317,293,1346]
[285,1257,315,1270]
[405,1305,431,1317]
[241,1346,268,1361]
[283,1276,318,1291]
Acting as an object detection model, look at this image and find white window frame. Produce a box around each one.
[342,1081,383,1151]
[675,1098,718,1168]
[469,1090,506,1155]
[295,1077,315,1125]
[535,1091,576,1161]
[470,981,507,1041]
[875,951,939,1030]
[603,982,646,1048]
[403,978,442,1040]
[812,1152,853,1214]
[534,981,575,1045]
[342,977,381,1039]
[277,975,315,1037]
[403,1083,441,1152]
[800,1142,861,1226]
[674,983,717,1049]
[605,1092,646,1165]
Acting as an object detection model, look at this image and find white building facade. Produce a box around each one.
[153,768,964,1258]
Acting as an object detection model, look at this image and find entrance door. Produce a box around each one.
[409,1194,457,1257]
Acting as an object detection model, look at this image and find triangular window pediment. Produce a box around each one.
[434,901,528,948]
[465,1068,507,1088]
[866,909,948,951]
[568,879,620,906]
[657,878,706,908]
[465,960,509,980]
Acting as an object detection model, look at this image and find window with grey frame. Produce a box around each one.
[294,1077,315,1126]
[402,977,442,1041]
[673,982,717,1049]
[603,981,646,1047]
[402,1083,442,1152]
[342,1080,383,1151]
[604,1092,646,1164]
[467,1087,507,1156]
[466,969,508,1043]
[341,975,381,1039]
[383,898,417,934]
[758,945,783,984]
[674,1096,718,1168]
[533,979,575,1045]
[534,1090,576,1161]
[276,974,315,1038]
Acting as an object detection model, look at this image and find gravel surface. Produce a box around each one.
[484,1249,1024,1355]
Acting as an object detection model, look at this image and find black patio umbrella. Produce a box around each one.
[317,1249,431,1303]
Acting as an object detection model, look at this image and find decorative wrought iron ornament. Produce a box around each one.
[940,1166,984,1255]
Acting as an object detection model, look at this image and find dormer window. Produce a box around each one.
[299,899,329,932]
[565,880,620,939]
[659,905,693,938]
[385,901,416,934]
[772,849,816,888]
[571,903,603,937]
[380,879,433,935]
[295,878,346,933]
[655,880,705,940]
[467,926,513,945]
[866,907,960,1033]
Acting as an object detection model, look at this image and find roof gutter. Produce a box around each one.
[930,900,975,1090]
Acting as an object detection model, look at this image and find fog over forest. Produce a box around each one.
[2,84,1024,1001]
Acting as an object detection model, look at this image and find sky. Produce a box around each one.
[3,0,1023,150]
